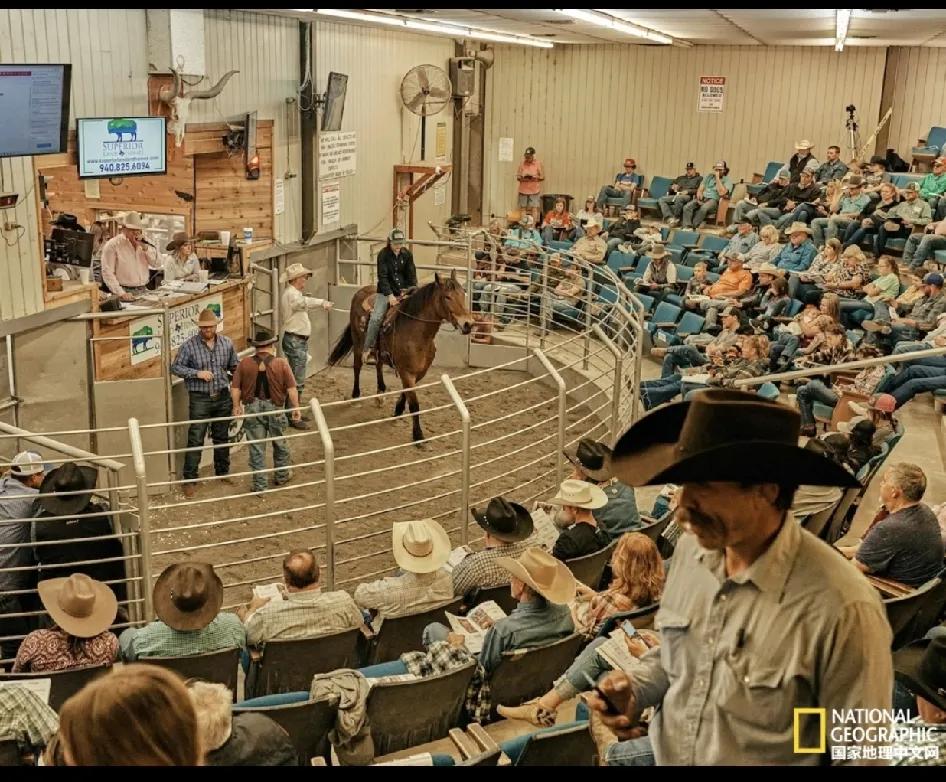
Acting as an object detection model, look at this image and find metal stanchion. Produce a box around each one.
[583,266,594,370]
[128,417,154,621]
[310,398,336,589]
[593,324,624,442]
[532,348,567,482]
[441,373,471,544]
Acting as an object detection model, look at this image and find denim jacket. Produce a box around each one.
[478,598,574,674]
[775,240,817,272]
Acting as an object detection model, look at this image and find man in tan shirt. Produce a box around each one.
[589,390,892,766]
[99,212,158,300]
[231,330,300,493]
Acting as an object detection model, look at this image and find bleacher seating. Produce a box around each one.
[913,126,946,167]
[637,176,673,216]
[748,161,784,196]
[233,698,336,765]
[565,538,618,588]
[367,597,464,665]
[0,663,111,712]
[246,629,364,698]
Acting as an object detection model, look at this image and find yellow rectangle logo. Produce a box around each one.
[794,707,826,753]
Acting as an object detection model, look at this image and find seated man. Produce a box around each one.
[543,266,587,328]
[876,182,932,257]
[774,222,817,273]
[119,563,246,660]
[882,362,946,409]
[789,140,817,181]
[659,162,702,225]
[697,255,753,329]
[814,145,849,185]
[720,217,760,257]
[839,464,944,588]
[0,685,59,759]
[238,550,366,646]
[918,156,946,221]
[730,170,789,229]
[354,518,454,620]
[563,439,642,540]
[547,479,609,561]
[867,272,946,348]
[903,216,946,271]
[681,161,732,229]
[634,244,676,305]
[472,249,528,326]
[758,168,821,231]
[604,205,641,260]
[811,175,871,247]
[570,220,607,265]
[504,214,542,252]
[653,305,744,377]
[596,158,640,210]
[451,497,534,597]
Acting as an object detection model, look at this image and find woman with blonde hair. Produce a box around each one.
[58,665,202,765]
[741,224,781,271]
[498,532,664,728]
[162,232,201,282]
[769,291,841,370]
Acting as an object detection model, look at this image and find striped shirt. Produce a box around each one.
[451,539,533,597]
[118,613,246,661]
[170,333,239,394]
[0,686,59,751]
[353,568,455,619]
[243,588,365,646]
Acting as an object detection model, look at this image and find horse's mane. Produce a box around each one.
[396,280,441,321]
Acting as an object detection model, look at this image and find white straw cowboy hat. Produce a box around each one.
[280,263,313,284]
[38,573,117,638]
[121,211,145,230]
[496,547,576,605]
[795,139,814,150]
[193,307,222,327]
[755,262,781,276]
[392,518,451,574]
[786,221,813,236]
[548,478,608,510]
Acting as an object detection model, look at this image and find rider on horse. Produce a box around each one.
[363,228,417,365]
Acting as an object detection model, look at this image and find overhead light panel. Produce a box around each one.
[310,9,553,47]
[556,8,674,45]
[835,9,852,51]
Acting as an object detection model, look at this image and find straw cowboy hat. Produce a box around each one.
[755,262,781,276]
[165,232,195,253]
[39,462,98,517]
[795,139,814,150]
[496,547,576,605]
[121,211,145,230]
[786,221,813,236]
[611,389,860,488]
[649,244,669,261]
[280,263,313,284]
[249,329,278,347]
[153,563,224,631]
[548,478,608,510]
[193,307,222,327]
[894,636,946,712]
[564,438,613,482]
[392,518,451,574]
[471,497,533,543]
[38,573,117,638]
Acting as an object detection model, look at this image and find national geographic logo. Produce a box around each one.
[793,708,826,754]
[794,707,941,761]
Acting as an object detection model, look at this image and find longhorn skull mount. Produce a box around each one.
[158,67,239,147]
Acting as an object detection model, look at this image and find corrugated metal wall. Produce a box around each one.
[312,19,455,266]
[483,45,887,217]
[884,47,946,162]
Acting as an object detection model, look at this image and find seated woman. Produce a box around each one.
[162,233,201,282]
[13,573,119,673]
[768,292,840,371]
[543,266,586,328]
[838,255,900,328]
[681,335,770,400]
[788,237,842,302]
[842,182,899,249]
[751,275,791,328]
[740,224,782,272]
[574,196,605,237]
[496,538,664,728]
[541,198,577,244]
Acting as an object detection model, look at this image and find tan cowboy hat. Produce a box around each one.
[496,547,576,605]
[38,574,117,638]
[280,263,313,284]
[121,211,145,230]
[392,518,451,574]
[795,139,814,150]
[153,563,224,632]
[756,262,780,276]
[786,221,813,236]
[165,232,195,253]
[650,244,669,260]
[547,478,608,510]
[193,307,222,327]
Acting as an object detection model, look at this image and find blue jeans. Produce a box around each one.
[661,345,707,378]
[750,207,782,227]
[796,379,838,427]
[358,659,410,678]
[842,221,877,249]
[607,735,656,766]
[183,391,233,481]
[681,381,710,399]
[839,298,874,328]
[597,185,632,209]
[888,365,946,407]
[903,234,946,269]
[243,399,291,492]
[641,374,683,409]
[365,293,389,350]
[281,333,309,402]
[812,215,853,247]
[769,332,801,369]
[473,281,519,323]
[889,323,922,347]
[499,721,592,765]
[541,226,578,244]
[682,198,718,229]
[875,224,910,256]
[658,193,691,221]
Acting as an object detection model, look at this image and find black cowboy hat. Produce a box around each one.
[51,213,82,231]
[471,497,533,543]
[564,438,613,482]
[39,462,99,517]
[894,636,946,712]
[249,329,278,347]
[611,389,860,488]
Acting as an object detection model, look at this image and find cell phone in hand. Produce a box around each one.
[622,620,639,638]
[582,672,620,715]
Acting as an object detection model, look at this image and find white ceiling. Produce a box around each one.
[275,9,946,47]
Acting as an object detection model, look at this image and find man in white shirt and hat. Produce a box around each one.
[280,263,333,430]
[354,518,454,620]
[100,211,158,300]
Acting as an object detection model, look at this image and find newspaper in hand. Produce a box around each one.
[595,628,644,674]
[252,582,285,602]
[374,752,435,766]
[446,600,507,655]
[443,545,473,575]
[529,506,559,551]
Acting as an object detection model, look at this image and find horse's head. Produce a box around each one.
[434,269,474,335]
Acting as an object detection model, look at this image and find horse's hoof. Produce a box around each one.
[374,396,383,408]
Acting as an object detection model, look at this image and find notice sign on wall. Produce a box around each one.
[319,131,357,180]
[698,76,726,112]
[321,181,341,226]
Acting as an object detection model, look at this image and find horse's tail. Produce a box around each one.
[328,325,354,366]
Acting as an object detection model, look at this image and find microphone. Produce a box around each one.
[139,238,155,248]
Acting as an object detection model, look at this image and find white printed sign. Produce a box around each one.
[274,177,285,216]
[167,294,224,351]
[77,117,167,178]
[698,76,725,112]
[130,314,163,366]
[434,182,446,207]
[498,136,514,162]
[318,130,357,180]
[321,181,341,226]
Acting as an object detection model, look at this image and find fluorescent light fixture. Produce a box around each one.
[311,9,553,47]
[835,9,852,51]
[556,8,674,45]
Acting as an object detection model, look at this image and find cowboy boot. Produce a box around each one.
[588,705,618,762]
[497,700,557,728]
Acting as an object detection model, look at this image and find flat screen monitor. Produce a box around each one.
[76,116,167,179]
[49,228,93,267]
[322,72,348,132]
[0,64,71,158]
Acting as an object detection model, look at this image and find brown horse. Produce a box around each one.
[327,270,474,442]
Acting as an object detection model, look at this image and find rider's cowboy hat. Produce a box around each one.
[392,518,451,574]
[153,563,224,632]
[471,497,533,543]
[280,263,313,284]
[496,547,575,605]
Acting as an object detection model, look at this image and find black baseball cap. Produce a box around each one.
[685,162,696,169]
[524,146,536,155]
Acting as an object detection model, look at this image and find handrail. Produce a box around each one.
[0,422,125,472]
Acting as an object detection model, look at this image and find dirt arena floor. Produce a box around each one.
[148,363,610,608]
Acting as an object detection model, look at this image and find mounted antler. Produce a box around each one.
[158,67,240,147]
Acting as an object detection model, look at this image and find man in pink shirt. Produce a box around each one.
[516,146,545,224]
[100,212,158,300]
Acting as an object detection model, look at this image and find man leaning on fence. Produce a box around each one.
[231,330,300,494]
[170,307,239,499]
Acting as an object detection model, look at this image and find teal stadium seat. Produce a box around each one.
[637,176,673,216]
[747,161,784,196]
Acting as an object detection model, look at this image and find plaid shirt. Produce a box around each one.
[353,568,454,619]
[451,539,532,597]
[170,333,239,394]
[402,639,475,677]
[119,612,246,661]
[910,292,946,330]
[0,686,59,751]
[243,588,364,646]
